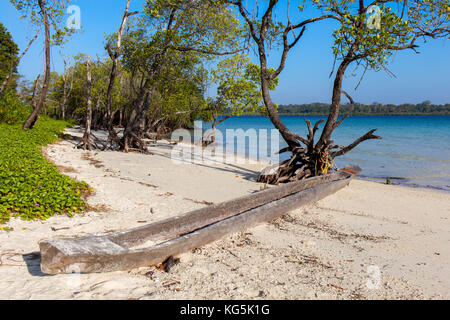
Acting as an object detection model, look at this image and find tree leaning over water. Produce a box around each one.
[311,0,450,174]
[229,0,450,184]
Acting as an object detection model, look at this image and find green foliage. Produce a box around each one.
[314,0,450,72]
[408,0,450,40]
[30,0,250,131]
[10,0,76,45]
[334,5,410,70]
[0,118,91,225]
[0,90,31,124]
[142,0,245,56]
[151,53,207,128]
[46,54,118,121]
[0,23,19,90]
[203,54,279,120]
[121,23,215,130]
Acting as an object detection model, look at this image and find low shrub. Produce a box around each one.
[0,91,32,124]
[0,118,91,225]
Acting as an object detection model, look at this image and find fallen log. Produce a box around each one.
[39,165,361,274]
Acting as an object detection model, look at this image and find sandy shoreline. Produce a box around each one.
[0,128,449,300]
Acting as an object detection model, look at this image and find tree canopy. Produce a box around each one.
[0,23,19,92]
[10,0,75,45]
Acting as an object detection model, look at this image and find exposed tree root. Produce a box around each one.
[120,131,150,154]
[76,132,107,151]
[104,126,122,151]
[258,119,381,185]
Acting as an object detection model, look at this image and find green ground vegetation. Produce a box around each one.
[0,117,91,229]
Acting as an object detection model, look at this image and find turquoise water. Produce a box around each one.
[208,115,450,191]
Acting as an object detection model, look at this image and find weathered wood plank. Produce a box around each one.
[108,171,349,249]
[40,167,359,274]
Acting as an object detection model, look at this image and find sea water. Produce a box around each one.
[205,115,450,191]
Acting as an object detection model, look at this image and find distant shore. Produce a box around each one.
[238,113,450,117]
[274,103,450,116]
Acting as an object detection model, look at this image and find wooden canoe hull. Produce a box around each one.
[39,167,359,274]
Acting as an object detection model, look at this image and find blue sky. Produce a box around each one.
[1,0,449,105]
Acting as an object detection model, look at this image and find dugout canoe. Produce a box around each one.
[39,165,361,274]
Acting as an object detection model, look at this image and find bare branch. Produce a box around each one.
[313,119,325,134]
[229,0,259,42]
[270,14,340,80]
[342,90,354,105]
[331,129,382,157]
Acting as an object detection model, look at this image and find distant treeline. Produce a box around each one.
[273,102,450,116]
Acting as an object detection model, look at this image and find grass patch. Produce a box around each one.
[0,117,91,225]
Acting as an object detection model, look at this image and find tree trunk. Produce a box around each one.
[23,0,50,130]
[106,0,135,121]
[77,57,93,150]
[211,121,217,143]
[104,0,136,148]
[229,0,382,184]
[258,52,380,184]
[203,112,231,146]
[59,56,72,120]
[30,75,40,109]
[119,6,182,152]
[259,54,301,150]
[92,95,101,130]
[60,71,67,120]
[315,59,352,152]
[121,83,153,152]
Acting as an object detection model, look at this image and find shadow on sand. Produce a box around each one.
[22,252,53,277]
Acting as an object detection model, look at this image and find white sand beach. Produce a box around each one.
[0,128,449,300]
